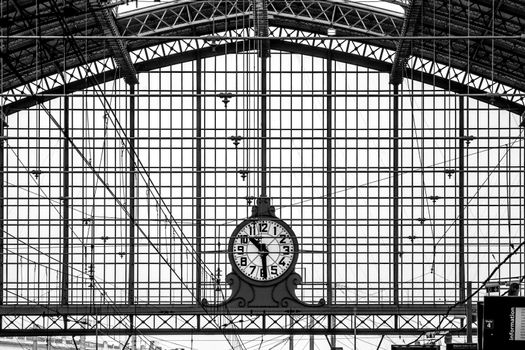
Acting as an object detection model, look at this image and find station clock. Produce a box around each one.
[229,218,298,284]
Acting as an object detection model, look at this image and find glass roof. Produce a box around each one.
[115,0,405,17]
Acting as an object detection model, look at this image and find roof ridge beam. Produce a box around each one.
[389,0,422,85]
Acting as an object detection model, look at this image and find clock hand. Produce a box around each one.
[249,235,270,279]
[248,236,264,252]
[260,244,268,279]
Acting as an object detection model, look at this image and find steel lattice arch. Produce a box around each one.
[0,0,524,345]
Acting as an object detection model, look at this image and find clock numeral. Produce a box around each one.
[282,246,290,255]
[273,226,278,236]
[240,235,248,244]
[249,265,256,275]
[271,265,278,275]
[279,234,287,243]
[240,257,247,266]
[259,222,268,233]
[260,268,266,278]
[237,246,244,254]
[279,257,287,266]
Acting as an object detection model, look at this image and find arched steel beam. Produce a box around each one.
[119,0,403,50]
[4,0,525,100]
[1,0,404,93]
[3,39,524,116]
[4,0,525,98]
[116,0,525,94]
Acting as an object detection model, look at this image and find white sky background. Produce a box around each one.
[115,0,405,17]
[9,52,523,350]
[5,1,525,349]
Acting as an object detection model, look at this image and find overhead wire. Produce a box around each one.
[2,96,138,346]
[2,0,520,344]
[434,131,523,247]
[5,74,264,346]
[408,146,525,346]
[405,7,525,334]
[403,67,437,274]
[10,80,243,347]
[43,0,241,306]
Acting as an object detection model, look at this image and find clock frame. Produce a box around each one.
[228,217,299,286]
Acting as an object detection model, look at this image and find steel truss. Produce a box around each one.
[0,0,523,341]
[3,0,525,114]
[118,0,403,39]
[0,46,503,337]
[0,0,403,96]
[3,27,525,116]
[417,0,525,92]
[0,305,471,336]
[0,0,108,90]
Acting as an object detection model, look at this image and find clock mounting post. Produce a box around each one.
[260,47,268,198]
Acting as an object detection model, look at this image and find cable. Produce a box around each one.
[403,70,437,273]
[5,20,247,344]
[14,99,244,347]
[434,132,523,247]
[408,235,525,345]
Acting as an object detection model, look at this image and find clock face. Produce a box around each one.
[230,219,296,282]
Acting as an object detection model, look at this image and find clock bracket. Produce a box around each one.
[201,270,325,309]
[201,197,326,310]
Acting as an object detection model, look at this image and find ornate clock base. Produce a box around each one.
[202,272,325,309]
[206,196,324,309]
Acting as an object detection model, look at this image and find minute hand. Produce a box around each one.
[260,249,268,279]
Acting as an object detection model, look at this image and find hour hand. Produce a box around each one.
[249,238,269,279]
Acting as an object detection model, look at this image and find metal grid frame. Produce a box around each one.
[1,42,524,336]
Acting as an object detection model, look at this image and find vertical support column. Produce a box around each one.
[466,281,473,343]
[326,56,335,347]
[260,54,267,197]
[61,96,70,305]
[0,108,5,314]
[128,84,136,306]
[392,84,400,307]
[458,96,466,301]
[195,58,203,304]
[0,28,5,323]
[326,56,333,304]
[128,84,137,341]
